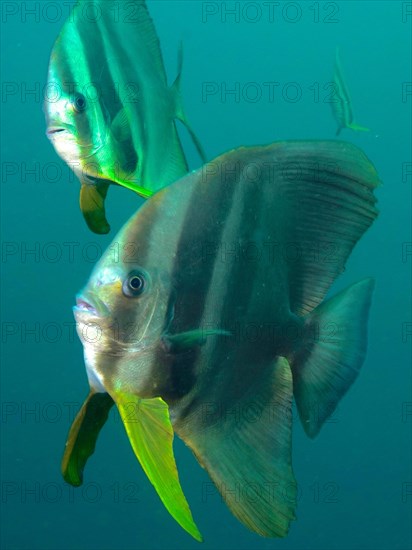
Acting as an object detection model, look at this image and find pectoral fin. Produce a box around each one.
[116,394,202,542]
[111,108,132,143]
[79,178,111,234]
[163,329,231,353]
[61,392,115,486]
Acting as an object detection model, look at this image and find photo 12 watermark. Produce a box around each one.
[200,1,340,24]
[201,479,340,505]
[1,480,141,505]
[201,80,342,105]
[1,1,153,24]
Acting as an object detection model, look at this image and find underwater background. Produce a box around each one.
[1,1,411,549]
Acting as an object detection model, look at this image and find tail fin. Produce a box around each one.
[171,43,207,164]
[176,357,297,538]
[291,278,375,438]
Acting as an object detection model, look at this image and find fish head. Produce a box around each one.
[73,208,174,397]
[44,41,110,178]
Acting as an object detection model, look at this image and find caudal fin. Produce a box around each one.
[291,278,375,438]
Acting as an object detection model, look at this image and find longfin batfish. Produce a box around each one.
[44,0,205,234]
[331,48,370,136]
[63,140,379,540]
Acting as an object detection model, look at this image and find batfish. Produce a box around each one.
[44,0,205,234]
[331,48,370,136]
[62,140,379,540]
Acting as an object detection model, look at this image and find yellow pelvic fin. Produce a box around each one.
[116,394,202,542]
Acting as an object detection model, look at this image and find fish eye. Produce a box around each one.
[123,270,146,298]
[71,93,87,113]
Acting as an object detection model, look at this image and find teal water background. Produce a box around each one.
[1,1,411,549]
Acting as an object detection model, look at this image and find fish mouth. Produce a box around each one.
[75,296,98,314]
[46,119,77,135]
[46,125,75,140]
[47,127,66,135]
[73,293,109,318]
[47,126,104,154]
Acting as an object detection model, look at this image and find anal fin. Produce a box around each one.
[176,357,297,538]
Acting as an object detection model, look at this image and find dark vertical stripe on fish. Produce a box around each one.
[178,161,267,419]
[97,12,146,178]
[168,165,238,333]
[59,23,94,153]
[152,162,239,401]
[75,14,121,124]
[108,194,165,351]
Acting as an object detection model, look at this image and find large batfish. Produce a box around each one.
[331,48,370,136]
[44,0,205,234]
[62,141,379,540]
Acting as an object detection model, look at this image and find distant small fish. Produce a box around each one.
[62,140,379,540]
[331,48,370,136]
[44,0,205,234]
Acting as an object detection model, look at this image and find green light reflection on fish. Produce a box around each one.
[63,140,379,540]
[44,0,205,234]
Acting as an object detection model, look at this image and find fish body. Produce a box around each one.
[332,48,370,136]
[44,0,205,234]
[64,140,379,540]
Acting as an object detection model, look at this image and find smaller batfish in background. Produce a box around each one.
[44,0,205,234]
[62,141,379,540]
[331,48,370,136]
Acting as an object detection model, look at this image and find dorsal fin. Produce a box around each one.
[245,140,379,315]
[75,0,167,83]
